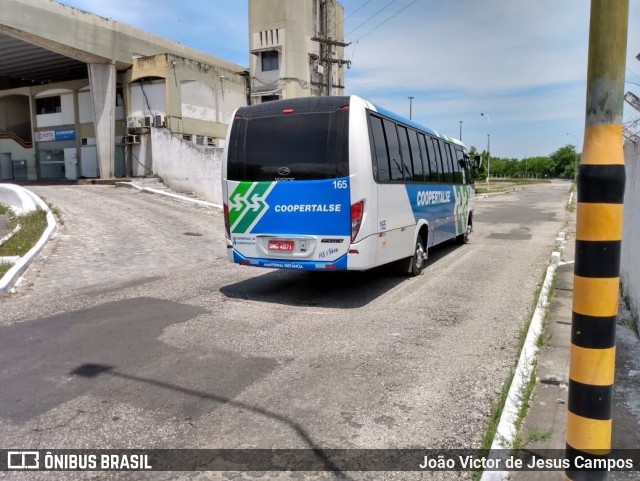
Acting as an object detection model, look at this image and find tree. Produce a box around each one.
[549,144,578,179]
[468,146,486,181]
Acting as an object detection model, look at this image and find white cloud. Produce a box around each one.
[343,0,590,94]
[53,0,639,157]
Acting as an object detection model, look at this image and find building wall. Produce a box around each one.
[0,95,31,137]
[0,78,131,180]
[621,139,640,337]
[2,0,245,74]
[249,0,345,101]
[150,127,223,204]
[129,54,246,142]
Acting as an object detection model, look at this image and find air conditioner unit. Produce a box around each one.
[206,137,216,148]
[125,135,140,145]
[126,117,141,129]
[154,114,166,127]
[195,135,205,146]
[144,115,154,127]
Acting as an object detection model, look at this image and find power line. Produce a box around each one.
[345,0,373,20]
[345,0,396,37]
[354,0,418,42]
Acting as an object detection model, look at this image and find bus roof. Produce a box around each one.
[368,101,466,148]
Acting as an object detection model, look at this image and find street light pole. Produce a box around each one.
[481,112,491,183]
[408,96,414,120]
[459,120,463,141]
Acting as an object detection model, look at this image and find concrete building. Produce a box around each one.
[0,0,347,189]
[249,0,347,102]
[0,0,248,181]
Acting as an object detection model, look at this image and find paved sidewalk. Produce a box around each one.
[510,213,640,480]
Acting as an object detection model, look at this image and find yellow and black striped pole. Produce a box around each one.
[566,1,628,480]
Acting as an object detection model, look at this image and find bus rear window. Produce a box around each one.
[227,110,349,181]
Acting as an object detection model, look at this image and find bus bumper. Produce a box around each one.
[231,249,348,271]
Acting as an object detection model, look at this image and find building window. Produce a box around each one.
[261,95,280,103]
[116,86,124,107]
[36,96,61,115]
[261,51,279,71]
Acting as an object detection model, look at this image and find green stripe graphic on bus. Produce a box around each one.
[453,185,470,236]
[228,182,274,234]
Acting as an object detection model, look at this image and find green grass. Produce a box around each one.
[473,367,514,480]
[0,203,11,216]
[511,360,539,453]
[0,209,47,257]
[527,427,554,443]
[619,295,639,339]
[474,264,557,479]
[476,180,550,195]
[38,196,64,226]
[48,204,64,226]
[0,262,11,277]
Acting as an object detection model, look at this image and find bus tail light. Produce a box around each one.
[223,203,230,238]
[350,201,364,243]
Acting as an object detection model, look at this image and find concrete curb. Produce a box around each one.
[0,183,38,215]
[481,235,566,481]
[0,187,58,295]
[115,181,222,210]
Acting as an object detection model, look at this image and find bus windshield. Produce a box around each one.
[227,109,349,181]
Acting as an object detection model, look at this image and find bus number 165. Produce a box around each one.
[333,180,348,189]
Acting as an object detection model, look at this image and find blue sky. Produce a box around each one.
[57,0,640,159]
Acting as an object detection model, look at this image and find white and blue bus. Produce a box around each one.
[222,95,474,276]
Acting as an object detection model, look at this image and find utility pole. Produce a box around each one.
[312,0,350,96]
[408,96,414,119]
[565,2,628,480]
[459,120,463,141]
[481,112,491,183]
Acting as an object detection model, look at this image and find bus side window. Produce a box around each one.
[446,143,459,184]
[443,142,456,183]
[397,125,414,181]
[425,136,440,183]
[411,130,426,182]
[383,119,404,182]
[435,139,450,183]
[369,115,390,182]
[227,117,247,180]
[455,146,466,184]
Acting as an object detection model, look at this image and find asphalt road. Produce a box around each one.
[0,182,571,480]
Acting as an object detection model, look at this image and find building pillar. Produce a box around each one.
[27,90,38,180]
[88,62,116,178]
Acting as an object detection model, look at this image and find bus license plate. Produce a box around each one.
[268,240,295,252]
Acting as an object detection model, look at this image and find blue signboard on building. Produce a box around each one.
[54,129,76,141]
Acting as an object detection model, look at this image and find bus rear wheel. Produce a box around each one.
[456,219,472,244]
[407,233,427,276]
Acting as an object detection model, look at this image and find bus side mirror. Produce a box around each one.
[472,155,481,169]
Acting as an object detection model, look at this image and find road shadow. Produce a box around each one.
[70,363,354,479]
[220,240,462,309]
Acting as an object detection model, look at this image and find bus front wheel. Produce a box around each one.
[407,233,427,276]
